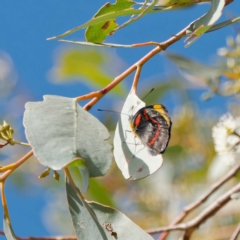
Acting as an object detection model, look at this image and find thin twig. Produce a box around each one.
[0,230,77,240]
[230,223,240,240]
[116,0,158,31]
[11,140,31,147]
[0,150,33,180]
[132,64,142,94]
[148,182,240,239]
[158,162,240,240]
[82,25,189,111]
[1,182,10,224]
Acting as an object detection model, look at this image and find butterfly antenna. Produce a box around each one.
[142,88,154,101]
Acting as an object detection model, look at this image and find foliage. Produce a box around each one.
[0,1,240,240]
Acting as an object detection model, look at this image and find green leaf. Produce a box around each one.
[66,179,153,240]
[86,20,118,43]
[23,96,113,177]
[185,0,225,47]
[166,53,223,80]
[3,215,17,240]
[113,89,163,180]
[50,48,125,96]
[68,159,90,193]
[85,0,135,43]
[207,16,240,33]
[47,1,139,41]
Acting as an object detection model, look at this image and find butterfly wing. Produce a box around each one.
[131,105,171,155]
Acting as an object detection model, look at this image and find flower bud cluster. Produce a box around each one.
[0,121,14,145]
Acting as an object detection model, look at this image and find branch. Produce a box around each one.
[132,64,142,94]
[230,223,240,240]
[158,162,240,240]
[80,25,189,111]
[0,230,77,240]
[148,182,240,239]
[0,150,33,181]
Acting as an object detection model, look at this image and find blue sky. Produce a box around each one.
[0,0,240,238]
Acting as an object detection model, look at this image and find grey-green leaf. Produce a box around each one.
[66,179,153,240]
[185,0,225,47]
[23,95,112,177]
[166,53,223,79]
[206,16,240,33]
[3,215,17,240]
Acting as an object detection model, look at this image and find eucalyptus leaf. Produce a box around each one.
[206,16,240,33]
[67,158,90,193]
[68,159,90,193]
[66,179,153,240]
[166,53,223,80]
[185,0,225,47]
[3,215,17,240]
[48,0,201,41]
[113,89,163,180]
[85,0,135,42]
[23,95,112,177]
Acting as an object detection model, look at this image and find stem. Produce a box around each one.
[230,223,240,240]
[0,150,33,180]
[148,182,240,238]
[11,140,31,147]
[158,162,240,240]
[1,182,10,224]
[0,230,77,240]
[82,25,189,111]
[132,64,142,94]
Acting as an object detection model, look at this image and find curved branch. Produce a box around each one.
[148,182,240,239]
[158,162,240,240]
[230,223,240,240]
[82,26,189,111]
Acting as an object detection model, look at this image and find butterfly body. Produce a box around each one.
[129,104,171,156]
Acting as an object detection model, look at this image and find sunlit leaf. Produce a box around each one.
[85,0,135,43]
[86,20,118,43]
[49,48,125,96]
[66,179,153,239]
[113,89,163,180]
[3,215,17,240]
[68,158,90,193]
[48,1,138,41]
[23,96,113,177]
[48,0,212,41]
[207,16,240,33]
[185,0,225,47]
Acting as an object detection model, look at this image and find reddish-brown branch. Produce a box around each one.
[147,182,240,239]
[132,64,142,94]
[158,162,240,240]
[0,230,77,240]
[230,223,240,240]
[82,26,189,111]
[0,150,33,181]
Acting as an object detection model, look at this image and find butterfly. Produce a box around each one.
[129,104,172,156]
